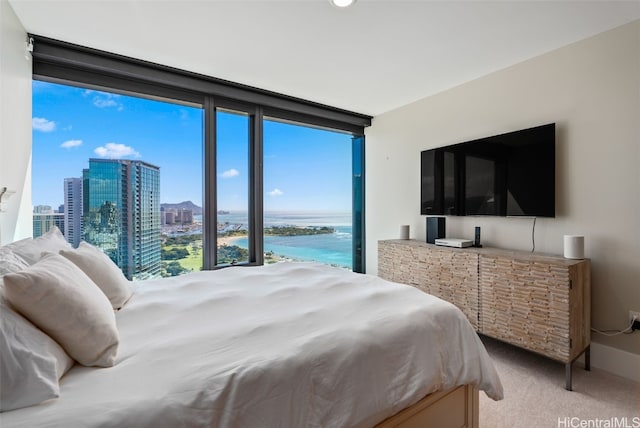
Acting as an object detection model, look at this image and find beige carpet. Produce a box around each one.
[479,336,640,428]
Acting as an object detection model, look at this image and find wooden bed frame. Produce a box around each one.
[375,384,479,428]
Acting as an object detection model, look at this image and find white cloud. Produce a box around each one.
[94,143,140,159]
[221,168,239,179]
[268,188,284,197]
[94,98,118,108]
[32,117,56,132]
[86,91,123,110]
[60,139,83,149]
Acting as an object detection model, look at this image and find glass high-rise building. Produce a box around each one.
[83,159,161,280]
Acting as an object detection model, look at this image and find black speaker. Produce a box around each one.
[426,217,445,244]
[474,226,482,247]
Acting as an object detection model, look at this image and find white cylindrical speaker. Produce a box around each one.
[400,225,410,240]
[563,235,584,259]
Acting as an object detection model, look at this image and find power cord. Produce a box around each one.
[531,217,536,253]
[591,315,638,336]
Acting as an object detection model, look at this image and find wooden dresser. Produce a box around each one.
[378,239,591,390]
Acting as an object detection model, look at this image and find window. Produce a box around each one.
[262,118,354,268]
[31,36,370,273]
[216,109,250,265]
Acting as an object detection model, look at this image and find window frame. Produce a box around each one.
[31,35,369,273]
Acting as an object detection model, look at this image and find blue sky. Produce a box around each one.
[32,81,352,212]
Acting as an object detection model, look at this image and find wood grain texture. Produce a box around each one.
[377,240,591,364]
[378,240,479,329]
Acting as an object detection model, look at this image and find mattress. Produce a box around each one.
[1,262,502,427]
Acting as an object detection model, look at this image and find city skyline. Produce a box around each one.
[32,81,353,212]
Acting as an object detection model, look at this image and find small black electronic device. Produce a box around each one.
[474,226,482,247]
[426,217,446,244]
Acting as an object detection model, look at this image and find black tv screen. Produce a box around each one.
[421,123,555,217]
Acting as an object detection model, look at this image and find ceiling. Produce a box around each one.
[8,0,640,116]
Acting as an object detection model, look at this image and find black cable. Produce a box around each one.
[531,217,536,253]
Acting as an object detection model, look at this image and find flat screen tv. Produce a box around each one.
[421,123,555,217]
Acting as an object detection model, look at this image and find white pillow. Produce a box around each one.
[8,227,72,265]
[60,242,133,310]
[0,245,29,276]
[3,254,119,367]
[0,298,75,411]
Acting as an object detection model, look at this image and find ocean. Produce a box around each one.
[219,211,353,268]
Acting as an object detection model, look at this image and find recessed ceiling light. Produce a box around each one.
[330,0,357,8]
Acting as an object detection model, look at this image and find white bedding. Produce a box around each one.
[1,262,503,427]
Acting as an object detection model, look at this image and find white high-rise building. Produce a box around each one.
[64,177,83,248]
[33,213,64,238]
[33,205,53,214]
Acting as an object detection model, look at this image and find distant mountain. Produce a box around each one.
[161,201,202,215]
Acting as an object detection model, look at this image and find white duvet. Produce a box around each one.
[1,262,502,427]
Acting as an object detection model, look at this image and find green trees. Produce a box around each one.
[162,247,190,260]
[162,261,188,277]
[217,244,249,265]
[264,226,334,236]
[164,234,202,246]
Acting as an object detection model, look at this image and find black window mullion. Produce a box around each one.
[352,135,366,273]
[203,96,217,269]
[248,107,264,265]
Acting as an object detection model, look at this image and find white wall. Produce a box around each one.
[366,20,640,362]
[0,0,32,244]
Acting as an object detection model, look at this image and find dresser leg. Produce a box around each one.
[565,347,591,391]
[585,346,591,371]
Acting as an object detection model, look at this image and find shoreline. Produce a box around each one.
[160,216,352,273]
[220,233,351,269]
[218,234,292,265]
[165,232,351,269]
[217,235,243,247]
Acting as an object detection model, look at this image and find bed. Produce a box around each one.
[0,230,502,428]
